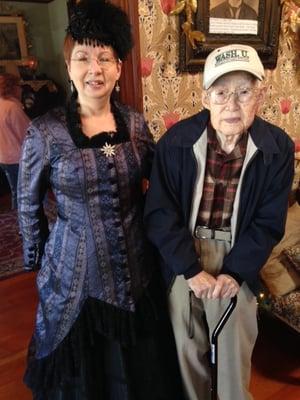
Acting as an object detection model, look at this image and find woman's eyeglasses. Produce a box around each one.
[71,56,118,69]
[208,87,259,105]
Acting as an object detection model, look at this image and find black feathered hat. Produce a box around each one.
[67,0,133,60]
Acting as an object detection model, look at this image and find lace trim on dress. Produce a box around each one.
[65,95,130,149]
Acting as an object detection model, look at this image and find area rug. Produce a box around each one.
[0,197,57,280]
[0,209,23,280]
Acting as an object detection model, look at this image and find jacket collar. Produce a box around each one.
[172,109,210,147]
[248,116,281,165]
[249,116,280,154]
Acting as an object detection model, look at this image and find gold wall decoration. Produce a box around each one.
[170,0,205,49]
[281,0,300,50]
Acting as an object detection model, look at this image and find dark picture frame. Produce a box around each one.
[179,0,282,72]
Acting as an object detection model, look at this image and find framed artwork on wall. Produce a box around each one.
[1,1,53,3]
[179,0,282,72]
[0,15,28,65]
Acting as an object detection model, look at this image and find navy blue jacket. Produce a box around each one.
[144,109,294,294]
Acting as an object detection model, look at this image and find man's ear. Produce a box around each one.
[256,84,267,109]
[201,90,211,110]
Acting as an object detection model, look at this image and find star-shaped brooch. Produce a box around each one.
[100,142,116,158]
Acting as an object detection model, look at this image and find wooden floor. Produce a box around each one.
[0,273,299,400]
[0,273,37,400]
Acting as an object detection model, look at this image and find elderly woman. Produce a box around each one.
[0,73,29,209]
[145,44,294,400]
[18,1,182,399]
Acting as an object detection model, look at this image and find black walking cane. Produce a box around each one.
[210,295,237,400]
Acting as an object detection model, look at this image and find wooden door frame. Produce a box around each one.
[109,0,143,112]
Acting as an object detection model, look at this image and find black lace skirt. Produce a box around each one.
[24,274,184,400]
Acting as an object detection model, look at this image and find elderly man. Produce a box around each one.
[144,44,294,400]
[211,0,258,20]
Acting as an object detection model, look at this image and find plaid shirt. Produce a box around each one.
[196,124,248,229]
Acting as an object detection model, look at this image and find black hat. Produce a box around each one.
[67,0,133,60]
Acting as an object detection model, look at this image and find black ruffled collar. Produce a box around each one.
[65,95,130,149]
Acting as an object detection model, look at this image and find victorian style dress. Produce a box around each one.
[18,101,182,400]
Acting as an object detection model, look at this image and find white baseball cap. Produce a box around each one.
[203,44,265,89]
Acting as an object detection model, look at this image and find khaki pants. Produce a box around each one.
[168,239,258,400]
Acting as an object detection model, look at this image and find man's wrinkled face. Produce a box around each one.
[202,71,266,137]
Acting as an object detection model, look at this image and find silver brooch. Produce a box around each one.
[100,142,116,158]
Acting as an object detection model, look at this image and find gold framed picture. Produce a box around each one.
[0,15,28,66]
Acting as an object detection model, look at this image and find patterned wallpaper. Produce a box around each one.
[138,0,300,149]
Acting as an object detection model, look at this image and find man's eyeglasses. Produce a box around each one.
[208,87,259,105]
[71,56,119,69]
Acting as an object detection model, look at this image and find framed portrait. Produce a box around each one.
[0,16,28,65]
[179,0,282,72]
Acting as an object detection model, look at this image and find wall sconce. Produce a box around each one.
[19,55,38,80]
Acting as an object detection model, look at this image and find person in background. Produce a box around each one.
[0,73,30,209]
[210,0,258,20]
[18,1,182,399]
[144,44,294,400]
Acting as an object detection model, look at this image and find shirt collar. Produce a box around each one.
[207,122,248,160]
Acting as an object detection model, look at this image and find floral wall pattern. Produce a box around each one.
[138,0,300,146]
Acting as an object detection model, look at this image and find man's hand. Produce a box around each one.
[187,270,217,299]
[212,274,240,299]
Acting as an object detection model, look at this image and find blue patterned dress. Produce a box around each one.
[18,102,183,400]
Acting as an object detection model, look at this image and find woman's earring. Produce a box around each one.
[70,80,75,93]
[115,81,120,93]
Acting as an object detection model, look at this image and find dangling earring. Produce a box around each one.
[115,81,120,93]
[70,80,75,93]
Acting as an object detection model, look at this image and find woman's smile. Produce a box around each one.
[85,79,104,88]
